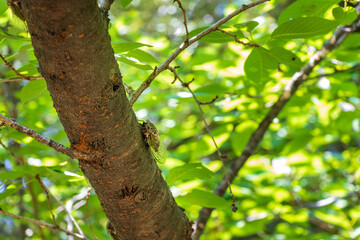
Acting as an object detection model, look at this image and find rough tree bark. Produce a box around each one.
[18,0,192,239]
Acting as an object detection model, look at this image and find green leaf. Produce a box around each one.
[188,27,233,43]
[281,132,313,155]
[278,0,340,25]
[231,121,258,156]
[167,163,214,185]
[342,33,360,48]
[269,47,303,67]
[20,80,47,103]
[244,47,278,83]
[116,54,153,70]
[0,165,49,180]
[332,7,358,25]
[0,184,24,200]
[112,41,152,53]
[314,210,352,229]
[0,0,8,15]
[0,28,29,40]
[191,135,217,159]
[124,49,158,63]
[6,63,39,79]
[333,49,360,62]
[176,189,229,208]
[119,0,132,8]
[271,17,337,40]
[234,21,259,32]
[0,170,28,181]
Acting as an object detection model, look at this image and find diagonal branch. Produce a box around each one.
[35,175,58,226]
[0,53,42,81]
[0,208,87,240]
[0,113,91,160]
[85,187,98,240]
[129,0,270,106]
[35,175,85,236]
[0,77,44,83]
[192,9,360,240]
[168,66,237,212]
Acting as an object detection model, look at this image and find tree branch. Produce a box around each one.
[35,175,58,226]
[0,53,43,82]
[0,208,87,240]
[192,9,360,240]
[0,113,91,160]
[35,175,85,236]
[85,187,98,240]
[216,28,259,47]
[0,77,44,83]
[0,139,25,165]
[173,0,189,42]
[168,66,237,211]
[129,0,270,106]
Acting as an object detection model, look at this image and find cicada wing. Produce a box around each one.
[148,133,161,152]
[150,140,167,164]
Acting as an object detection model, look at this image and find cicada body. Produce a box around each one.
[141,120,167,164]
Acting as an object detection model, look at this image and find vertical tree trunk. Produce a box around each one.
[19,0,192,239]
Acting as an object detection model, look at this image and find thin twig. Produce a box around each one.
[173,0,189,43]
[0,139,25,164]
[199,95,219,105]
[0,53,29,80]
[216,28,259,47]
[0,140,84,235]
[307,63,360,80]
[35,182,85,236]
[192,6,360,240]
[168,66,237,212]
[123,83,134,97]
[85,187,98,240]
[0,95,46,238]
[0,208,87,240]
[0,113,91,160]
[35,175,58,226]
[0,53,42,81]
[129,0,270,106]
[0,77,44,83]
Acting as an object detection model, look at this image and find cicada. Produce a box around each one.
[141,120,167,164]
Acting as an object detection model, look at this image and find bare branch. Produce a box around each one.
[173,0,189,43]
[35,175,85,236]
[168,66,237,212]
[0,53,42,81]
[35,175,58,226]
[85,187,98,240]
[307,63,360,80]
[0,113,91,160]
[216,28,259,47]
[199,95,219,105]
[0,208,87,240]
[0,139,25,164]
[0,77,44,83]
[192,8,360,240]
[129,0,270,106]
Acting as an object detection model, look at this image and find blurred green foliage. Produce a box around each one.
[0,0,360,239]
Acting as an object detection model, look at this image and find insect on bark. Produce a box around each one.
[141,120,167,164]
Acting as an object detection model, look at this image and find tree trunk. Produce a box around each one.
[19,0,192,239]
